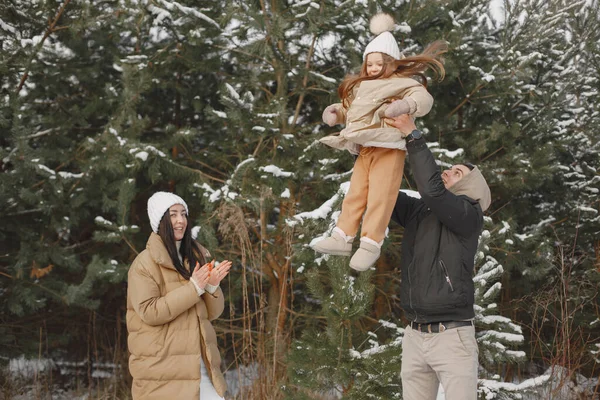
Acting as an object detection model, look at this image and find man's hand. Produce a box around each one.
[387,114,417,136]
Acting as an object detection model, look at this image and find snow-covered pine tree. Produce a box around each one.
[288,194,552,400]
[0,0,227,378]
[286,257,407,399]
[474,218,553,399]
[194,0,388,394]
[286,0,600,395]
[1,0,598,396]
[451,0,600,386]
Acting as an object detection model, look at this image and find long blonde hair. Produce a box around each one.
[338,40,447,108]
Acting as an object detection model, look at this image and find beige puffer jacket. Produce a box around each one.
[320,76,433,154]
[126,233,227,399]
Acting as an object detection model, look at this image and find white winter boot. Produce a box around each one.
[310,228,353,256]
[349,237,381,271]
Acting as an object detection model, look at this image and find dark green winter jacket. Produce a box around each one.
[391,137,491,323]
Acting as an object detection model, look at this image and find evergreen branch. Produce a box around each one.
[284,307,328,320]
[179,144,228,182]
[213,44,272,67]
[447,82,486,118]
[65,240,93,250]
[488,246,520,256]
[29,160,68,189]
[480,146,505,162]
[15,0,72,94]
[0,272,67,304]
[252,136,265,157]
[167,159,226,184]
[288,85,332,96]
[291,7,322,127]
[120,207,139,255]
[23,128,54,139]
[488,200,512,217]
[6,208,43,216]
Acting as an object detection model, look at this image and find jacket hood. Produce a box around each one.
[449,166,491,212]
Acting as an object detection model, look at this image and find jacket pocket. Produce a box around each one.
[130,325,166,357]
[415,258,465,310]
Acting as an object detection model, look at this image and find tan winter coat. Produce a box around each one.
[320,76,433,154]
[126,233,227,399]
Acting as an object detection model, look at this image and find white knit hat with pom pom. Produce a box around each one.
[363,13,402,60]
[147,191,189,233]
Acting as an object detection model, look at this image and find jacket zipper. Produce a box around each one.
[439,260,455,292]
[407,262,418,320]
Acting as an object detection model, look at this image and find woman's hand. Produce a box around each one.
[208,260,232,286]
[191,262,211,290]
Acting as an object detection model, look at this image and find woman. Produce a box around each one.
[127,191,232,399]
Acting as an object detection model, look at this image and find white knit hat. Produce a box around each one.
[363,13,402,61]
[147,191,189,233]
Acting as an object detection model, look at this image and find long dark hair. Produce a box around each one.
[338,40,447,108]
[157,210,206,280]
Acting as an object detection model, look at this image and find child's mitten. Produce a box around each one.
[322,105,340,126]
[384,99,411,118]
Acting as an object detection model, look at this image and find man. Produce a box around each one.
[388,115,491,400]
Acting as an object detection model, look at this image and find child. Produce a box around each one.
[311,13,446,271]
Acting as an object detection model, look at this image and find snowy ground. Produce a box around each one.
[2,357,598,399]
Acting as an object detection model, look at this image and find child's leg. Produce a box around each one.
[336,151,370,237]
[360,148,406,243]
[311,151,369,256]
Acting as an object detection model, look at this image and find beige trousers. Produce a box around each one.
[336,147,406,243]
[401,325,479,400]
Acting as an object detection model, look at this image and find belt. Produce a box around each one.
[410,320,473,333]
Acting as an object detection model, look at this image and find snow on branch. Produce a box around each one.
[234,157,256,174]
[323,169,353,181]
[469,65,495,82]
[147,4,171,25]
[309,71,336,84]
[0,18,17,34]
[36,164,56,176]
[194,159,256,203]
[58,171,84,179]
[153,0,220,28]
[129,145,167,161]
[94,216,114,226]
[478,315,522,333]
[223,84,254,111]
[194,181,238,203]
[479,330,524,344]
[431,147,464,159]
[482,282,502,299]
[259,165,294,178]
[349,320,404,360]
[349,336,402,359]
[498,220,510,234]
[479,374,551,396]
[287,182,349,227]
[474,256,504,284]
